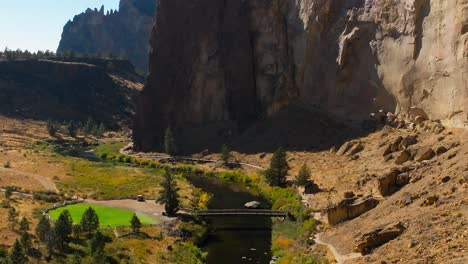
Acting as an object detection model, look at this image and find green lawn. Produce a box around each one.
[48,203,159,227]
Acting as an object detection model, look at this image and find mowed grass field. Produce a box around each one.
[48,203,158,227]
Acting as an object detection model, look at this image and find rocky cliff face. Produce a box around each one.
[134,0,468,151]
[57,0,157,71]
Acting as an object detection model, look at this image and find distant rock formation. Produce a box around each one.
[57,0,157,72]
[134,0,468,151]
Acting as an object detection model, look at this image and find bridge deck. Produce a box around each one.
[190,209,289,217]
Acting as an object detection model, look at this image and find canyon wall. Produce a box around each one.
[134,0,468,151]
[57,0,156,72]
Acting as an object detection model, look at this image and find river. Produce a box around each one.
[186,174,273,264]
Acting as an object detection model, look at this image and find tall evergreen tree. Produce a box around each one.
[80,207,99,236]
[130,214,142,233]
[164,127,177,156]
[35,215,54,254]
[264,147,289,186]
[89,231,107,254]
[9,239,27,264]
[156,171,180,216]
[53,210,73,251]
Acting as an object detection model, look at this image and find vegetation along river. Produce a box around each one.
[186,174,273,264]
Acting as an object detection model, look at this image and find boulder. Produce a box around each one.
[407,147,419,160]
[329,146,338,153]
[347,142,364,156]
[383,144,392,156]
[398,136,417,150]
[396,173,410,186]
[414,115,426,125]
[408,107,429,120]
[383,153,393,162]
[414,147,435,162]
[354,222,406,254]
[244,201,261,209]
[395,150,410,165]
[337,141,354,155]
[344,191,355,199]
[435,146,448,155]
[377,169,400,196]
[390,136,403,152]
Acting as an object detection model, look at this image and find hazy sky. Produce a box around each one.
[0,0,120,52]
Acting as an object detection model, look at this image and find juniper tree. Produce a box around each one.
[156,170,180,216]
[264,147,289,187]
[295,163,312,187]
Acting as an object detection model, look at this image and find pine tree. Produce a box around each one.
[19,232,32,253]
[9,240,27,264]
[35,215,53,255]
[264,147,289,186]
[164,127,177,156]
[130,214,142,233]
[156,170,180,216]
[80,207,99,236]
[53,210,73,252]
[221,144,232,165]
[19,217,30,233]
[295,163,311,187]
[89,231,107,254]
[8,207,19,230]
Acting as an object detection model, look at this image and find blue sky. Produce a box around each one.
[0,0,120,52]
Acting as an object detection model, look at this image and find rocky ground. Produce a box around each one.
[197,117,468,264]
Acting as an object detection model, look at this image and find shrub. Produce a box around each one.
[3,161,11,168]
[33,191,61,203]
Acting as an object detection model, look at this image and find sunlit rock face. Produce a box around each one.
[57,0,157,72]
[134,0,468,151]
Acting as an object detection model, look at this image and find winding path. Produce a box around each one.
[0,167,58,192]
[313,233,362,264]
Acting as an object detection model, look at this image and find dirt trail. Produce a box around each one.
[314,233,362,264]
[0,167,58,192]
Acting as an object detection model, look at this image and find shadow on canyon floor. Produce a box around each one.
[175,105,378,155]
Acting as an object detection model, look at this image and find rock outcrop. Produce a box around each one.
[354,222,406,254]
[326,197,379,226]
[57,0,156,71]
[134,0,468,151]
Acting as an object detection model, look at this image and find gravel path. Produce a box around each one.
[314,233,362,264]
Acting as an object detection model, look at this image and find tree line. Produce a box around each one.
[0,47,121,62]
[47,118,105,138]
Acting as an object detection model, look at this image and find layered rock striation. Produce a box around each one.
[134,0,468,151]
[57,0,157,72]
